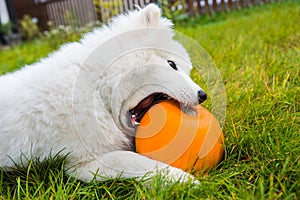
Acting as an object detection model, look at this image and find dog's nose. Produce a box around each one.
[198,90,207,104]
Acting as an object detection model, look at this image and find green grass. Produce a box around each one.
[0,31,82,75]
[0,1,299,199]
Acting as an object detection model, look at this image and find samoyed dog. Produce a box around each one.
[0,4,207,182]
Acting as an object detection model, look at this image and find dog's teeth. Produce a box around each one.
[131,115,140,127]
[131,115,137,121]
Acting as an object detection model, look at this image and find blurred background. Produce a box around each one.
[0,0,272,45]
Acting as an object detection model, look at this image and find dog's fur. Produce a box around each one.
[0,4,204,182]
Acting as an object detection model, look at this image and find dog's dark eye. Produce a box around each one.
[167,60,177,70]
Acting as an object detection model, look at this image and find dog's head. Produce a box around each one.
[95,4,207,135]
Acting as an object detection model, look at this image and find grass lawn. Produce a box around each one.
[0,0,299,199]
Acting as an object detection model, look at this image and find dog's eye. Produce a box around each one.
[167,60,177,70]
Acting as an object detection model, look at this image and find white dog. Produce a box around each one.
[0,4,207,182]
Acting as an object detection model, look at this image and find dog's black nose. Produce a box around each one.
[198,90,207,104]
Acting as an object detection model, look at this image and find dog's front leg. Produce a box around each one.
[68,151,196,183]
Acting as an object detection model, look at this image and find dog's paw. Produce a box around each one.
[141,167,199,189]
[159,167,200,185]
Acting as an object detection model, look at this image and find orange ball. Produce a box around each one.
[135,101,224,173]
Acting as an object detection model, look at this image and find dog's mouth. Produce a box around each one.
[129,93,176,127]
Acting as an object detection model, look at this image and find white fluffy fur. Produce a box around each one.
[0,4,203,182]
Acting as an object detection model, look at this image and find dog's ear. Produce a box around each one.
[141,4,161,27]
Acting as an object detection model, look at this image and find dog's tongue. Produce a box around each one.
[135,95,155,110]
[130,95,155,127]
